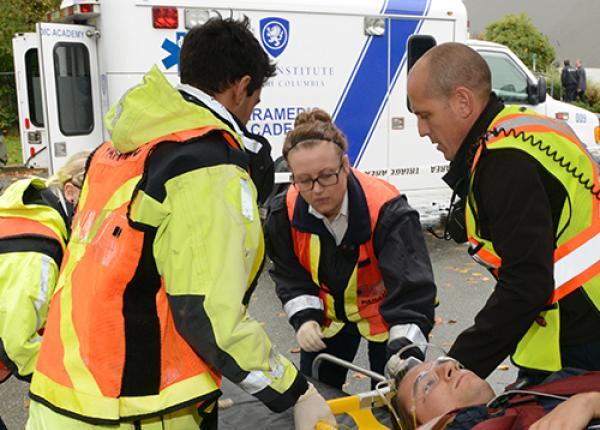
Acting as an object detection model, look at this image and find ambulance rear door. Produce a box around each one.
[37,22,103,173]
[12,32,48,168]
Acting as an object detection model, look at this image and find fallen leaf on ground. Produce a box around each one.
[218,398,234,409]
[447,319,457,324]
[497,364,510,371]
[277,312,286,318]
[289,347,301,354]
[435,317,443,325]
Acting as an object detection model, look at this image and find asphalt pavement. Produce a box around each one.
[0,233,517,429]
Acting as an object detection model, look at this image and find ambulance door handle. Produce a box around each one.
[85,30,101,39]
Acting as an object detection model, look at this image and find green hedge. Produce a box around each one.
[0,73,17,131]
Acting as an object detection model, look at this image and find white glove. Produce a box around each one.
[293,382,337,430]
[296,321,326,352]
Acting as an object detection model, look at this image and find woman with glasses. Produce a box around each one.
[0,151,88,384]
[264,108,436,389]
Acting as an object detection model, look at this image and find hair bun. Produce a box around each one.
[294,108,333,127]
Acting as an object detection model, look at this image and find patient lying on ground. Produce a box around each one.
[389,355,600,430]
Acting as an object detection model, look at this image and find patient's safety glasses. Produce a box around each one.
[412,356,464,403]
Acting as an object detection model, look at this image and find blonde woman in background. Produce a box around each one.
[0,151,88,384]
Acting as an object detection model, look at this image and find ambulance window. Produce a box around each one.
[53,43,93,135]
[25,49,44,127]
[479,51,528,103]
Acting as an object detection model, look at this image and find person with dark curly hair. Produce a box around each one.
[26,18,334,430]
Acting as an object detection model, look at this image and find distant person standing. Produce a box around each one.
[561,59,578,102]
[576,59,588,103]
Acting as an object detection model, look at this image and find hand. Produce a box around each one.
[294,382,336,430]
[528,392,600,430]
[296,321,326,352]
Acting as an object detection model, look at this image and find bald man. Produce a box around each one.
[407,42,600,384]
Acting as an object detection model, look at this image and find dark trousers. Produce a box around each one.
[300,326,386,390]
[518,337,600,386]
[564,86,578,102]
[576,90,588,103]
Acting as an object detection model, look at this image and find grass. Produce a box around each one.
[5,130,22,165]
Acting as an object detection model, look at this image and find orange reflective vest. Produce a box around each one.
[0,216,65,249]
[466,106,600,372]
[30,127,240,424]
[286,169,399,341]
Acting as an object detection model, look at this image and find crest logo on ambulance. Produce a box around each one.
[260,17,289,58]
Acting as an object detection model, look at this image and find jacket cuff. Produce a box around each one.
[290,309,325,331]
[254,372,309,412]
[0,339,32,382]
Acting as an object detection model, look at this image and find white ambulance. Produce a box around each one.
[12,0,600,223]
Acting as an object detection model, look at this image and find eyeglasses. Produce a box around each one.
[292,159,344,191]
[412,356,463,403]
[407,356,463,428]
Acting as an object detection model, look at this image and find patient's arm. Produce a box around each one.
[528,392,600,430]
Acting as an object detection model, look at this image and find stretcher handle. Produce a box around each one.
[311,353,386,383]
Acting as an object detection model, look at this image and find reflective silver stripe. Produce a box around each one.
[109,81,144,137]
[492,115,578,142]
[471,252,498,270]
[389,324,427,352]
[238,370,272,395]
[554,231,600,289]
[283,295,323,319]
[238,354,285,395]
[33,255,52,331]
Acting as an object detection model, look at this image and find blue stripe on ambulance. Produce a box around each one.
[332,0,430,166]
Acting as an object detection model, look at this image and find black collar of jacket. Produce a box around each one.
[442,93,504,199]
[290,170,372,245]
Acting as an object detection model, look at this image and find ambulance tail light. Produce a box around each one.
[153,7,178,29]
[555,112,569,121]
[46,3,99,22]
[79,4,94,13]
[594,126,600,144]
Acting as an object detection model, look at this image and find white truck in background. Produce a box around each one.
[11,0,600,224]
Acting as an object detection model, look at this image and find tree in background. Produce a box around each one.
[484,13,555,73]
[0,0,60,130]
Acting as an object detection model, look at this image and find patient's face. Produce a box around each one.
[396,357,495,424]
